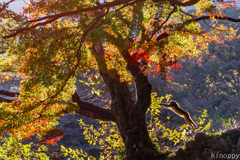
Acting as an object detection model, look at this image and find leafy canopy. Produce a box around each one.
[0,0,238,141]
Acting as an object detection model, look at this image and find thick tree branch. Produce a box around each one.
[92,42,134,105]
[91,47,116,99]
[91,42,134,123]
[0,90,110,121]
[71,91,111,121]
[0,89,111,121]
[122,51,152,114]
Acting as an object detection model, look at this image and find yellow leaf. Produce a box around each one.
[88,77,92,82]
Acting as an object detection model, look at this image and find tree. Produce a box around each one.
[0,0,239,159]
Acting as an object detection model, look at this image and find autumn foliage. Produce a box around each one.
[0,0,239,159]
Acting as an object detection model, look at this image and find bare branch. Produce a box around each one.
[203,20,228,32]
[29,0,138,23]
[148,5,177,41]
[180,9,195,18]
[71,91,111,121]
[152,14,240,42]
[195,16,240,22]
[2,16,61,39]
[0,0,15,12]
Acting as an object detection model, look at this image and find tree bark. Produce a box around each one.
[112,104,166,160]
[89,44,167,159]
[100,69,166,159]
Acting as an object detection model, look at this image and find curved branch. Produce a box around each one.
[2,16,61,39]
[203,20,228,31]
[152,15,240,42]
[148,5,177,41]
[2,0,141,39]
[71,91,111,121]
[29,0,139,23]
[195,16,240,22]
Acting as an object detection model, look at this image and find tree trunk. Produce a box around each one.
[113,110,166,160]
[92,44,168,159]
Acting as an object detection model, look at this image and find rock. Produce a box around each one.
[222,128,240,145]
[195,133,209,145]
[207,136,231,154]
[202,151,222,160]
[231,149,240,160]
[237,137,240,148]
[188,150,201,160]
[174,148,189,160]
[165,128,240,160]
[185,140,203,151]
